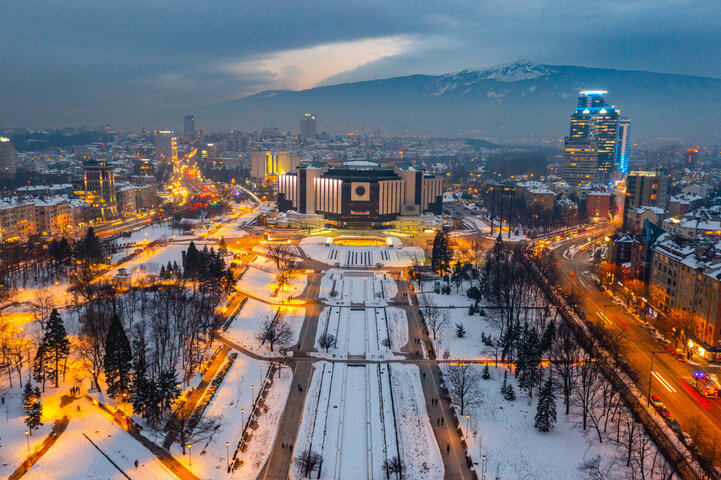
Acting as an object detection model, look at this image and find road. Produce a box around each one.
[555,223,721,444]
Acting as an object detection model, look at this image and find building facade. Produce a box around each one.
[278,161,443,228]
[561,138,599,186]
[0,137,16,180]
[154,131,178,162]
[184,115,195,136]
[250,151,300,181]
[300,113,317,141]
[83,160,117,220]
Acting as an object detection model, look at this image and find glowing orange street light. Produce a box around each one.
[25,430,29,451]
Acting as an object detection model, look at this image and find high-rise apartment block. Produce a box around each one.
[0,137,16,180]
[83,160,117,220]
[562,91,626,185]
[561,138,599,186]
[184,115,195,136]
[300,113,317,141]
[250,151,300,181]
[154,131,178,162]
[623,170,669,231]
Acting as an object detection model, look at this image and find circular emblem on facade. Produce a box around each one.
[355,185,366,196]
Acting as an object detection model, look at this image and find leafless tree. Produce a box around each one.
[571,350,601,435]
[267,243,297,270]
[578,455,615,480]
[426,306,449,341]
[318,333,336,351]
[444,363,482,415]
[296,448,322,478]
[256,318,294,352]
[76,306,110,391]
[165,407,220,455]
[551,321,581,415]
[382,455,405,479]
[32,290,55,332]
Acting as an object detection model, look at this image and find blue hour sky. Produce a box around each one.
[1,0,718,125]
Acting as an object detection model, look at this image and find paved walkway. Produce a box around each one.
[8,416,70,479]
[162,345,230,449]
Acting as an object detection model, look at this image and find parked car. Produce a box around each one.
[675,353,687,362]
[667,418,682,434]
[650,395,663,408]
[667,347,676,355]
[656,405,671,417]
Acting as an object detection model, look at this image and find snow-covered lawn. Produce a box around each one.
[105,243,188,277]
[313,306,408,359]
[450,365,668,480]
[292,362,442,480]
[299,236,424,267]
[224,299,305,356]
[24,398,174,480]
[168,355,292,479]
[319,269,398,306]
[237,258,308,303]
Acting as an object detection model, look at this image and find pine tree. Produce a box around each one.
[80,227,104,265]
[157,369,181,412]
[42,309,71,388]
[159,264,166,279]
[456,323,466,338]
[103,315,133,400]
[166,261,174,278]
[482,364,491,379]
[183,241,201,278]
[503,382,516,401]
[22,383,43,433]
[131,339,150,416]
[517,325,542,397]
[540,321,556,353]
[534,377,557,432]
[32,343,47,392]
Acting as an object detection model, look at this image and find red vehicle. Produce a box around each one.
[650,395,663,408]
[656,405,671,417]
[667,347,676,355]
[693,372,719,398]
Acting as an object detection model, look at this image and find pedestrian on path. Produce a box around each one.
[447,444,450,454]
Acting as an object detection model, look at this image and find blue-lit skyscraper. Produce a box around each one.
[568,91,620,184]
[615,118,631,175]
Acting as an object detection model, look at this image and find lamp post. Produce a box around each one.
[259,365,263,386]
[25,430,29,451]
[188,444,192,466]
[241,408,245,427]
[648,351,664,405]
[251,384,255,404]
[481,455,487,480]
[466,414,469,434]
[226,441,230,472]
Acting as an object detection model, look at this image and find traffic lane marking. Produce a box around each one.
[679,381,712,409]
[652,371,677,393]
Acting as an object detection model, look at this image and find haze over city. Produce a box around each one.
[1,2,721,480]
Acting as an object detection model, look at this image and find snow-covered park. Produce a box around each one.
[319,269,398,306]
[292,362,443,480]
[237,256,308,303]
[224,298,306,356]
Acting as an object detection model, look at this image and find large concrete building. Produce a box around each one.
[250,151,300,181]
[561,138,599,186]
[0,137,16,180]
[83,160,117,220]
[300,113,317,141]
[154,131,178,162]
[623,170,669,232]
[277,161,443,228]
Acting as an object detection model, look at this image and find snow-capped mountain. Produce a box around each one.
[201,61,721,142]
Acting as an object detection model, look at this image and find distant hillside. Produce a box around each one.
[198,61,721,143]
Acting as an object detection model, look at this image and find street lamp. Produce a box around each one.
[241,408,245,427]
[648,351,665,405]
[251,384,255,404]
[259,365,263,386]
[481,455,487,480]
[188,444,192,466]
[466,414,470,434]
[25,430,29,451]
[226,441,230,472]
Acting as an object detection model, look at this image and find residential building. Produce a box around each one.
[184,115,195,136]
[561,138,598,186]
[0,198,36,241]
[0,137,16,180]
[623,170,669,231]
[83,160,117,220]
[154,131,177,162]
[586,192,611,220]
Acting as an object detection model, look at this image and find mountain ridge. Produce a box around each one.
[198,61,721,143]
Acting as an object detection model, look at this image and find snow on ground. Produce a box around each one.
[25,398,174,480]
[237,258,307,303]
[313,306,408,359]
[390,364,444,480]
[224,299,305,356]
[106,243,188,277]
[449,366,664,480]
[211,210,262,240]
[293,362,441,480]
[299,236,423,267]
[168,355,292,479]
[318,269,397,306]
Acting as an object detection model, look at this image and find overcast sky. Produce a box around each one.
[1,0,719,126]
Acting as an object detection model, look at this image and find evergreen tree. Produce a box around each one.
[80,227,104,265]
[534,377,557,432]
[540,321,556,353]
[157,369,181,412]
[159,264,166,279]
[431,230,450,275]
[482,364,491,379]
[40,309,71,388]
[166,261,174,278]
[131,339,150,416]
[183,241,201,278]
[32,343,47,392]
[517,325,542,397]
[22,383,43,433]
[503,382,516,401]
[103,315,133,400]
[455,323,466,338]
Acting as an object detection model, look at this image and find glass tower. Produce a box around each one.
[569,91,620,184]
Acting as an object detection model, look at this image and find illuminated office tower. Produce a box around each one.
[154,130,178,162]
[561,138,599,186]
[300,113,317,141]
[0,137,16,179]
[569,91,620,184]
[615,118,631,176]
[83,160,117,220]
[250,151,300,181]
[184,115,195,136]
